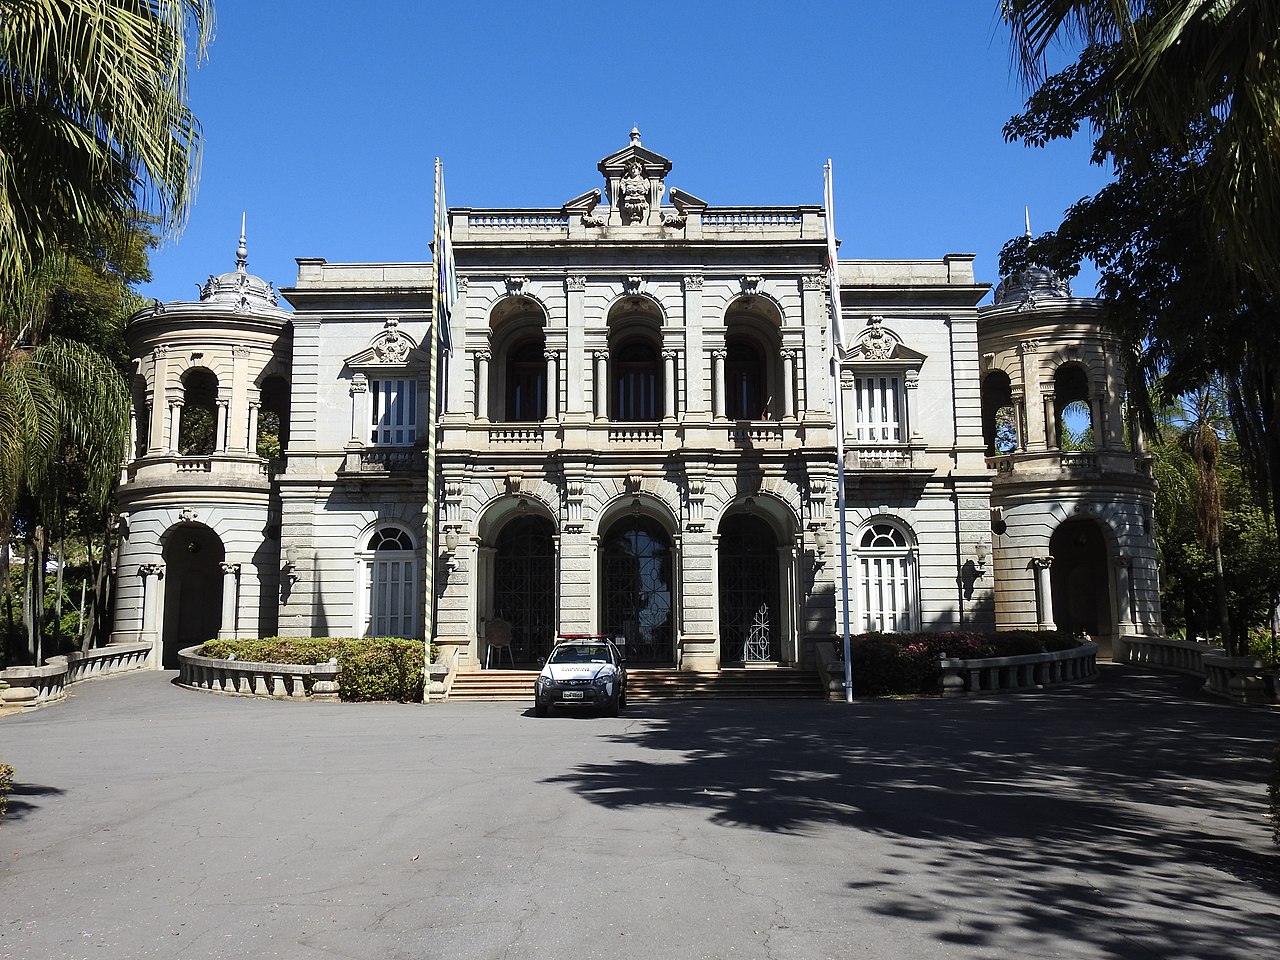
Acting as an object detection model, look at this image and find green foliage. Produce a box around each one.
[0,761,12,820]
[845,630,1072,696]
[200,637,426,703]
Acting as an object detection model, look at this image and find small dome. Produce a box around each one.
[993,263,1071,305]
[197,219,279,308]
[198,268,279,308]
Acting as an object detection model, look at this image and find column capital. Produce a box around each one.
[1031,556,1054,570]
[219,562,241,576]
[566,276,587,292]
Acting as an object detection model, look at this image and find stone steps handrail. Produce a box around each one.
[1,642,153,711]
[939,643,1098,697]
[1122,636,1224,676]
[178,646,342,700]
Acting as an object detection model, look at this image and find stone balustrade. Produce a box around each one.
[939,643,1098,697]
[177,646,342,701]
[1202,655,1280,706]
[1121,636,1223,676]
[0,643,153,712]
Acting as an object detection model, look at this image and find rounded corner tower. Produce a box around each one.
[109,226,293,668]
[977,264,1162,659]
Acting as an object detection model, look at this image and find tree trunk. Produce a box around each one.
[1212,540,1232,656]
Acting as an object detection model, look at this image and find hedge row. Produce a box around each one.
[198,637,426,702]
[841,630,1076,696]
[0,762,12,820]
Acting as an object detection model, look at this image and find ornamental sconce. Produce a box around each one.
[974,540,989,575]
[443,529,460,575]
[284,544,300,584]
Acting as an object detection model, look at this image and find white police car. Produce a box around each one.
[533,640,627,717]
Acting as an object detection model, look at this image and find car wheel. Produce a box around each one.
[618,689,627,711]
[534,699,548,717]
[605,691,620,717]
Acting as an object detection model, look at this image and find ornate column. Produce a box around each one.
[148,345,170,455]
[218,562,241,640]
[682,275,706,415]
[1116,554,1135,631]
[1017,340,1046,449]
[662,349,677,421]
[215,398,230,452]
[475,350,491,421]
[544,350,558,422]
[1032,557,1055,630]
[229,344,250,452]
[593,350,609,420]
[349,374,368,443]
[247,398,261,453]
[167,399,183,454]
[138,563,164,664]
[780,349,796,421]
[711,348,727,420]
[903,370,920,440]
[1043,393,1057,449]
[127,405,138,461]
[565,277,587,417]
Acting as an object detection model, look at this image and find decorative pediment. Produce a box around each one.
[848,317,927,364]
[597,128,673,226]
[344,318,428,368]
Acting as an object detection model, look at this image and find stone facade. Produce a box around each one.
[110,134,1162,674]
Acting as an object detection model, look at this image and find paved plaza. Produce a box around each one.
[1,667,1277,960]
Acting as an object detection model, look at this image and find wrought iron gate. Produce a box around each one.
[602,518,673,663]
[493,516,556,664]
[719,515,781,663]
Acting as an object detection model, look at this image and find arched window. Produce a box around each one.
[611,340,661,422]
[725,339,768,420]
[505,339,546,422]
[1054,364,1093,450]
[856,522,916,633]
[178,368,218,455]
[358,527,417,638]
[257,375,290,462]
[981,371,1018,455]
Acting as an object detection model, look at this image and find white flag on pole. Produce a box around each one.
[434,158,457,355]
[823,161,846,354]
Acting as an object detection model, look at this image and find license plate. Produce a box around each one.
[561,690,584,700]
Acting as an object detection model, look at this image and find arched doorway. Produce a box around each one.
[492,515,556,664]
[1049,518,1113,640]
[161,523,225,668]
[601,516,674,664]
[719,514,781,662]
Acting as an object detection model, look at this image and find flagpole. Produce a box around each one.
[425,158,444,700]
[824,160,854,704]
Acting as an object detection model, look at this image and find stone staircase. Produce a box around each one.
[446,667,825,703]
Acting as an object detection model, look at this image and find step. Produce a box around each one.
[446,668,824,702]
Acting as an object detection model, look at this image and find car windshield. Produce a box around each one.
[549,644,610,665]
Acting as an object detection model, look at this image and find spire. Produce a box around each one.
[235,212,248,273]
[1025,206,1032,238]
[629,125,641,146]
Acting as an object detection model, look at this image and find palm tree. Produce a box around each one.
[0,0,213,287]
[0,251,130,665]
[1001,1,1280,295]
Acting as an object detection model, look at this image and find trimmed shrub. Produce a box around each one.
[0,762,12,820]
[198,637,425,703]
[845,630,1072,696]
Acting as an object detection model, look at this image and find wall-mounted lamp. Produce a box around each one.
[974,539,988,574]
[631,496,642,515]
[443,529,459,574]
[284,544,300,584]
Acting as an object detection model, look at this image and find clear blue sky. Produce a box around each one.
[140,1,1108,305]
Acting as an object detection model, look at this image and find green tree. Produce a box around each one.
[1001,1,1280,296]
[0,0,212,287]
[997,4,1280,530]
[0,224,147,665]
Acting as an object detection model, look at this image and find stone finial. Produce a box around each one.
[630,125,642,146]
[236,212,248,273]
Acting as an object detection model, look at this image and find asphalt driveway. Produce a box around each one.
[1,666,1277,960]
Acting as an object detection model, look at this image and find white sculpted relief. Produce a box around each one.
[620,159,649,225]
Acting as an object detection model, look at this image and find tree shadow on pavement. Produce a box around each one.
[2,782,67,822]
[547,666,1280,960]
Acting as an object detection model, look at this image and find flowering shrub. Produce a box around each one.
[844,630,1073,696]
[0,762,12,819]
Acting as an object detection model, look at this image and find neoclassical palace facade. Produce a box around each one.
[109,133,1163,673]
